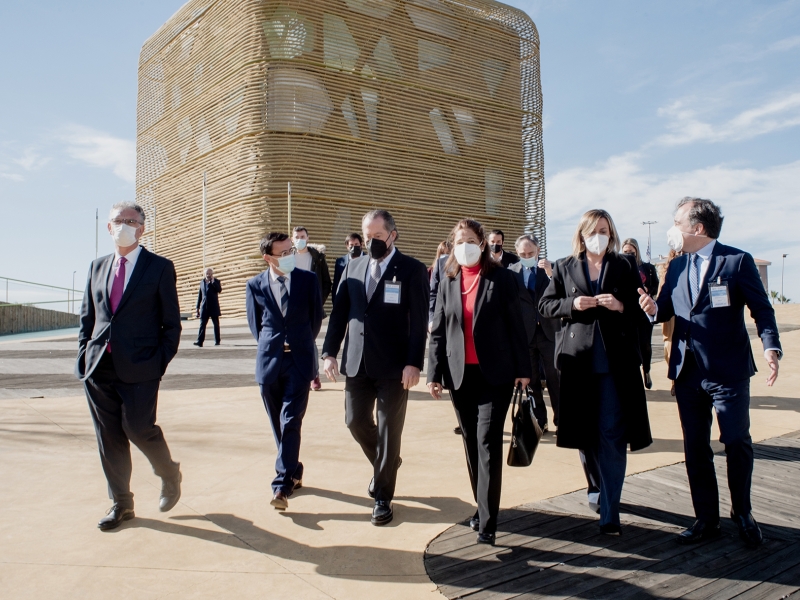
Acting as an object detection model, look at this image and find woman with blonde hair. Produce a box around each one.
[539,209,652,534]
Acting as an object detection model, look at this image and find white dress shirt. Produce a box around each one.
[693,239,717,290]
[107,245,142,295]
[268,268,291,312]
[365,245,397,284]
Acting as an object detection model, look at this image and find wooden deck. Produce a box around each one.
[425,431,800,599]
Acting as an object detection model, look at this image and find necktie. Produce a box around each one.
[526,267,536,292]
[527,268,540,323]
[366,260,382,301]
[689,253,700,305]
[277,276,289,316]
[110,256,127,314]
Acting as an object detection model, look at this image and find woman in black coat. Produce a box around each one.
[621,237,660,389]
[539,209,652,534]
[427,218,531,546]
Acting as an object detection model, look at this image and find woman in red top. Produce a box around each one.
[427,219,531,545]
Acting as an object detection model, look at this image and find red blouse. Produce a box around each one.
[461,264,482,364]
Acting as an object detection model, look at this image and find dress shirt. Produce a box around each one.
[295,251,313,272]
[268,268,291,310]
[365,244,397,285]
[522,264,537,288]
[107,245,142,295]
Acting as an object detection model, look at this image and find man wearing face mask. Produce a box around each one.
[639,197,781,548]
[332,233,363,306]
[322,209,429,526]
[508,234,560,432]
[246,233,324,511]
[487,229,520,268]
[74,201,182,531]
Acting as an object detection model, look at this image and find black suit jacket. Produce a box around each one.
[507,262,560,342]
[332,254,349,305]
[499,251,520,268]
[428,255,448,322]
[307,246,332,304]
[322,249,429,379]
[539,252,651,451]
[196,278,222,317]
[75,247,182,384]
[427,265,532,390]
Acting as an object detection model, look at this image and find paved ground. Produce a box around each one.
[1,306,799,599]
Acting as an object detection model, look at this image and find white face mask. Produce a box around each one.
[294,238,307,251]
[276,254,296,274]
[454,242,482,267]
[111,223,139,247]
[584,234,609,255]
[666,226,684,252]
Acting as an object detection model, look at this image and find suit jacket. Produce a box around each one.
[539,252,651,451]
[507,262,560,342]
[427,265,531,390]
[428,255,448,322]
[245,268,323,385]
[638,262,660,298]
[196,278,222,317]
[322,249,429,379]
[306,246,332,304]
[332,254,350,305]
[74,247,182,384]
[499,251,520,268]
[654,241,780,383]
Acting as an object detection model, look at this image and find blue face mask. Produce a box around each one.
[519,256,537,269]
[276,254,296,273]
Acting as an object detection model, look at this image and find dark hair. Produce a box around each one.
[345,232,363,245]
[292,226,308,235]
[677,197,724,239]
[260,232,289,256]
[621,238,642,265]
[489,229,505,243]
[444,219,498,278]
[363,209,398,239]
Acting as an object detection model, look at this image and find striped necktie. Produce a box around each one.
[366,260,382,302]
[689,253,700,305]
[277,276,289,316]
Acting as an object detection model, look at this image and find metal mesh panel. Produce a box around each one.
[136,0,545,316]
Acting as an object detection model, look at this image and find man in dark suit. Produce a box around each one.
[332,233,363,305]
[246,232,324,511]
[488,229,520,267]
[75,202,182,531]
[508,234,561,432]
[428,254,448,324]
[194,267,222,347]
[322,209,429,526]
[640,197,781,548]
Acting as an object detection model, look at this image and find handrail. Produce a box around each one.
[0,299,79,307]
[0,276,83,294]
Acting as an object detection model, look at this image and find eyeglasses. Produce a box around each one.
[271,249,296,258]
[111,218,143,227]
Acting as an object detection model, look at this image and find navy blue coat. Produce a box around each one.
[196,278,222,318]
[245,268,324,385]
[655,241,781,383]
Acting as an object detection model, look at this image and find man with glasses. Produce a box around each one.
[246,232,323,511]
[75,201,183,531]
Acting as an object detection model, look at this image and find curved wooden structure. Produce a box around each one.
[136,0,545,315]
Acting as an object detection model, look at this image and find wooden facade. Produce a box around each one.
[136,0,544,315]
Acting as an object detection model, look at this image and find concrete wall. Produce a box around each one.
[0,303,79,336]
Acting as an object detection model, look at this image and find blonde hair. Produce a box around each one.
[571,209,621,258]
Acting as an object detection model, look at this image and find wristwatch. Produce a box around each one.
[321,352,330,360]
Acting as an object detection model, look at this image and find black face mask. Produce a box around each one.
[367,237,389,259]
[490,243,503,254]
[349,246,362,257]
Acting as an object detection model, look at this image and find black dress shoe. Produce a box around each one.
[476,532,495,545]
[271,490,289,510]
[676,519,721,544]
[371,501,393,526]
[98,505,135,531]
[193,342,202,347]
[214,342,220,346]
[644,372,653,389]
[731,511,763,548]
[454,426,462,435]
[541,422,549,433]
[368,457,402,499]
[600,523,622,536]
[159,469,182,512]
[469,512,480,532]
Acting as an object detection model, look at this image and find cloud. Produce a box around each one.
[12,148,50,171]
[654,91,800,146]
[0,172,24,182]
[59,125,136,183]
[766,35,800,53]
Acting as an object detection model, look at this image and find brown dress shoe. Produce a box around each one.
[271,490,289,510]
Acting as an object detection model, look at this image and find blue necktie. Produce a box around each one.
[526,267,536,292]
[689,253,700,305]
[277,276,289,316]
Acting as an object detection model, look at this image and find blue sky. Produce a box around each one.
[1,0,799,305]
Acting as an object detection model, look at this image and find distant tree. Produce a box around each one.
[779,294,791,304]
[770,290,779,305]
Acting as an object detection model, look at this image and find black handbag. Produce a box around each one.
[506,384,543,467]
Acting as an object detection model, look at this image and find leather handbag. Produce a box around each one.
[506,384,543,467]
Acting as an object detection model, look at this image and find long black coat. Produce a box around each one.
[427,264,531,389]
[196,278,222,318]
[539,252,652,451]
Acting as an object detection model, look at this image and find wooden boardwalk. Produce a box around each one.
[425,431,800,599]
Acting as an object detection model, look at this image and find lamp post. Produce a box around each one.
[642,221,657,263]
[782,254,788,304]
[72,271,76,314]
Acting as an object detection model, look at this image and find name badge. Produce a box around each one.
[384,281,402,304]
[709,281,730,308]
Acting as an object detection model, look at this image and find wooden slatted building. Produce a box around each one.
[136,0,544,315]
